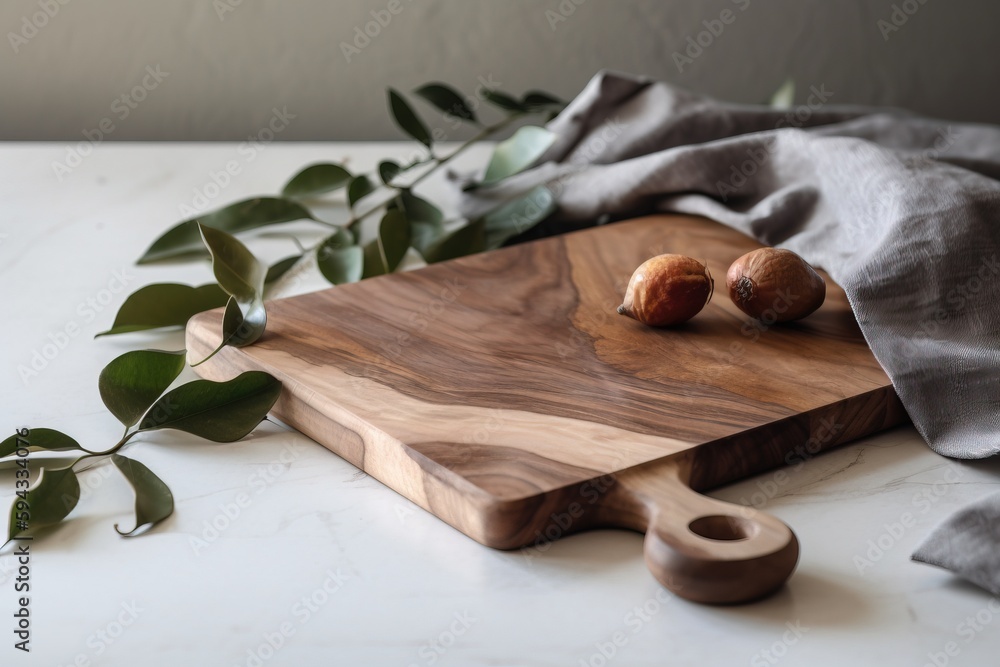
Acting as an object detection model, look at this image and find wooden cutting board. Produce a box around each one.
[187,215,906,604]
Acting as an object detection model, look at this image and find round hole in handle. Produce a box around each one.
[687,514,760,542]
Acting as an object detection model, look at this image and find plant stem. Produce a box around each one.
[408,113,524,190]
[333,113,525,236]
[344,196,396,231]
[74,431,137,465]
[308,218,340,229]
[376,235,390,274]
[296,110,539,265]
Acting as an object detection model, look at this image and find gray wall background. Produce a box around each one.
[2,0,997,141]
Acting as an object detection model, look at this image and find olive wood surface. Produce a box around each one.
[187,215,906,604]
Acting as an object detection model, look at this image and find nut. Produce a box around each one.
[726,248,826,321]
[617,254,714,327]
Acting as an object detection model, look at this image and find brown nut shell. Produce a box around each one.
[617,254,714,327]
[726,248,826,322]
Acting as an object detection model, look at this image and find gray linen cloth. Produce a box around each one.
[912,493,1000,595]
[458,71,1000,592]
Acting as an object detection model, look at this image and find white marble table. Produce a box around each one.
[2,142,998,667]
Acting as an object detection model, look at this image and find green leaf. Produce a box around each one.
[111,454,174,536]
[220,297,246,343]
[483,90,526,113]
[0,455,80,472]
[138,198,313,264]
[317,228,363,285]
[282,163,352,199]
[410,221,445,254]
[401,156,433,171]
[323,224,355,249]
[319,246,363,285]
[769,79,795,109]
[347,175,376,209]
[198,225,267,353]
[482,126,556,185]
[137,371,281,442]
[7,464,80,542]
[388,88,433,148]
[361,241,384,279]
[378,160,402,186]
[522,90,565,110]
[195,296,265,367]
[414,83,478,123]
[200,226,265,307]
[96,283,229,337]
[481,185,557,249]
[399,192,445,253]
[399,191,444,225]
[0,428,82,459]
[361,211,415,278]
[98,349,186,428]
[191,297,262,364]
[422,219,486,264]
[377,210,411,273]
[264,255,302,285]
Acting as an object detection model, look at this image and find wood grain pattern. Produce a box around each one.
[187,215,907,604]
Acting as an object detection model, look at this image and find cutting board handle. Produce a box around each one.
[609,459,799,604]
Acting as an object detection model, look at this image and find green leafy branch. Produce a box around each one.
[2,350,279,545]
[100,82,564,347]
[2,82,565,547]
[3,222,283,545]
